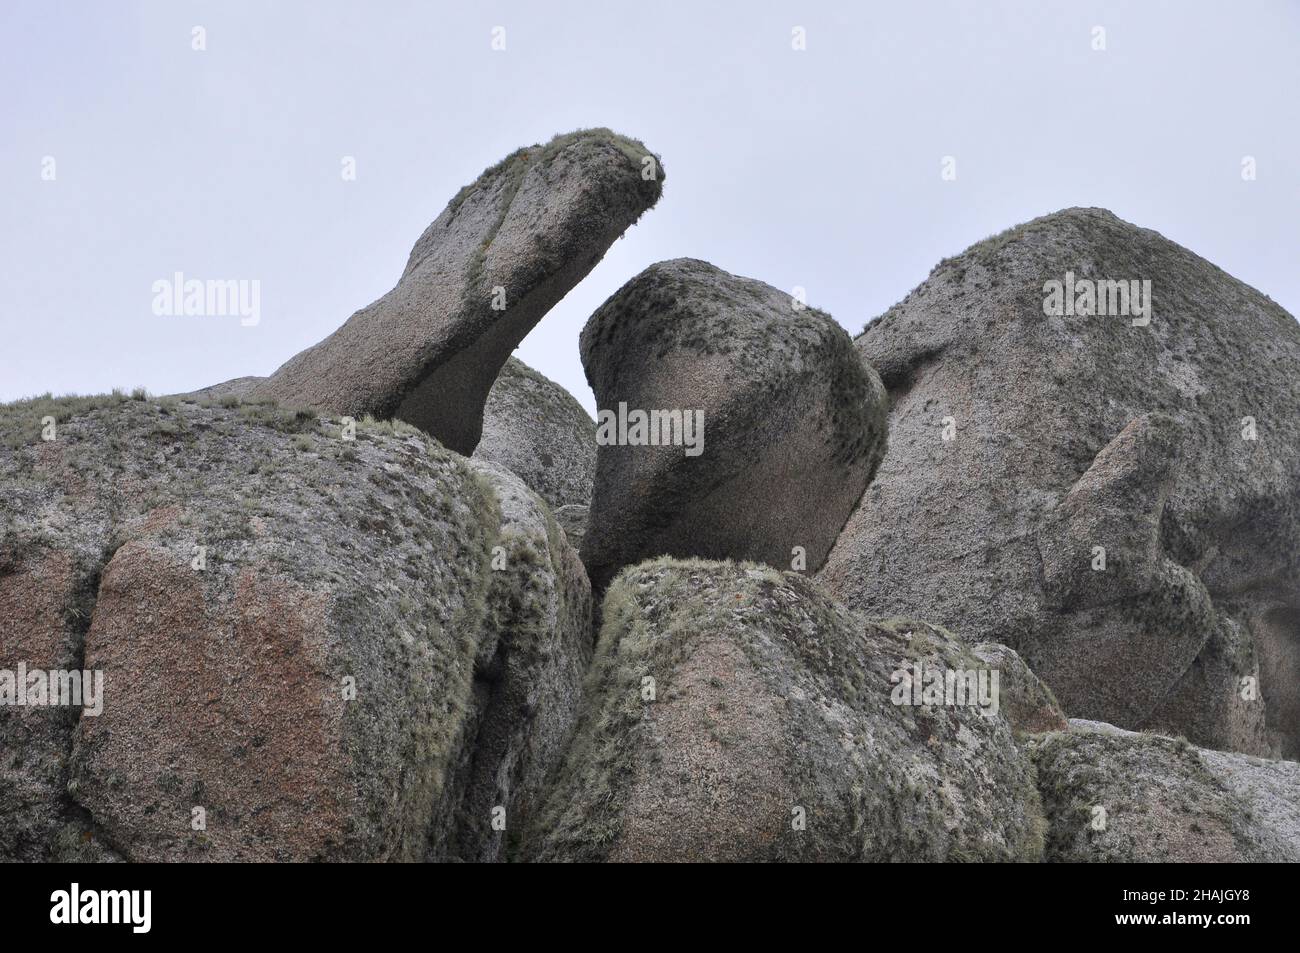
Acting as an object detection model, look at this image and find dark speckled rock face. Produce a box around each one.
[578,258,888,593]
[821,208,1300,759]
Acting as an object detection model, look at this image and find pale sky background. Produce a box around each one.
[2,0,1297,414]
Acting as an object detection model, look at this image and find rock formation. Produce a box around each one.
[523,559,1044,862]
[579,259,888,591]
[553,504,589,553]
[821,208,1300,759]
[442,460,592,861]
[173,376,263,405]
[472,357,595,513]
[972,642,1068,736]
[0,393,589,861]
[251,129,663,455]
[6,138,1300,867]
[1032,720,1300,862]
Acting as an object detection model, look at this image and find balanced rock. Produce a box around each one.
[472,357,595,512]
[252,129,663,455]
[820,208,1300,758]
[1032,720,1300,862]
[523,559,1043,862]
[579,259,888,591]
[0,393,589,861]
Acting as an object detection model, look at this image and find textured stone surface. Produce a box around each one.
[0,393,588,861]
[252,129,663,455]
[443,460,592,861]
[523,559,1043,862]
[9,197,1300,865]
[0,547,115,861]
[972,642,1068,736]
[173,376,263,405]
[579,259,888,592]
[821,208,1300,758]
[1032,720,1300,862]
[553,504,589,553]
[472,357,595,512]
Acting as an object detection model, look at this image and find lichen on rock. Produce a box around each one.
[1,394,589,862]
[523,559,1043,862]
[579,258,888,592]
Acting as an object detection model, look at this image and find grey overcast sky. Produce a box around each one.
[2,0,1297,413]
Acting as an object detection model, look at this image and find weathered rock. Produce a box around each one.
[443,460,592,862]
[251,129,663,455]
[523,559,1043,862]
[972,642,1068,736]
[820,208,1300,758]
[1032,720,1300,862]
[579,259,888,592]
[0,539,116,861]
[553,504,589,552]
[173,376,264,405]
[0,392,589,861]
[472,357,595,512]
[2,395,135,862]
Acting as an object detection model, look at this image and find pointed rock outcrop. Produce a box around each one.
[252,129,663,455]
